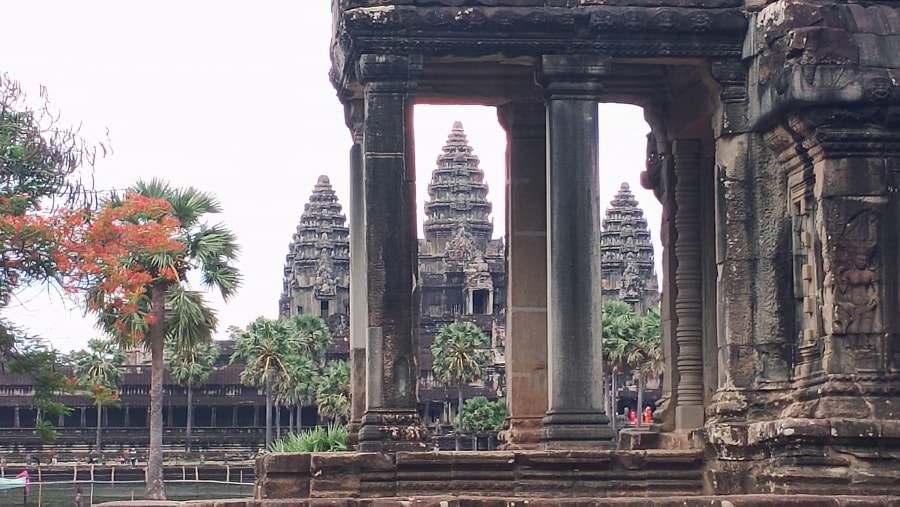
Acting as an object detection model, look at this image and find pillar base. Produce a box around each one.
[358,409,427,453]
[499,416,544,450]
[538,410,615,450]
[676,405,705,431]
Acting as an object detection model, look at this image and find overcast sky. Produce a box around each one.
[1,2,660,353]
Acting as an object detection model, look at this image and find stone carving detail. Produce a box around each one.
[832,210,880,335]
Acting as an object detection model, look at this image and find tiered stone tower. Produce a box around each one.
[279,175,350,332]
[422,121,494,253]
[418,122,506,424]
[600,182,660,314]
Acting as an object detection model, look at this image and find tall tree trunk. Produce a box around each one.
[456,382,463,451]
[276,404,282,440]
[288,406,294,434]
[186,384,193,452]
[96,403,102,454]
[265,371,273,448]
[296,405,302,432]
[145,282,167,500]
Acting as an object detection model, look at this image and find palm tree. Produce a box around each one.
[231,317,297,448]
[73,338,125,455]
[430,321,491,450]
[630,308,662,427]
[316,360,350,424]
[164,313,219,453]
[601,301,638,432]
[287,314,332,365]
[91,179,241,500]
[275,354,318,434]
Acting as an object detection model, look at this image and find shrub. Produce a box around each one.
[266,423,348,453]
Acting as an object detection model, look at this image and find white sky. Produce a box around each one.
[1,2,661,353]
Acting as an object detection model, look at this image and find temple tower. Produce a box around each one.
[418,122,506,425]
[600,182,660,313]
[423,121,494,253]
[279,175,350,326]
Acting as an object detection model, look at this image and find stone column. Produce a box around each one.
[345,99,367,449]
[125,406,131,428]
[672,139,705,430]
[538,55,614,449]
[211,407,217,427]
[232,406,238,427]
[356,53,427,452]
[497,102,548,449]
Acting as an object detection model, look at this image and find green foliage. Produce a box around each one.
[266,423,348,453]
[73,338,125,406]
[601,302,662,375]
[431,322,491,386]
[460,397,507,432]
[164,333,218,389]
[316,360,350,423]
[0,74,103,342]
[287,314,331,365]
[231,317,297,389]
[6,336,74,443]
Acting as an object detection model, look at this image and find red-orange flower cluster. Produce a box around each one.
[1,193,185,343]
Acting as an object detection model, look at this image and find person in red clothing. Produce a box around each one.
[642,407,653,425]
[627,407,637,425]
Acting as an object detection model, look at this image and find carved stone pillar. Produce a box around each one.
[125,406,131,428]
[672,139,705,430]
[345,99,367,449]
[356,54,427,452]
[538,55,614,449]
[497,102,547,449]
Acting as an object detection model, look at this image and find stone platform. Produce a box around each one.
[255,450,705,500]
[99,494,900,507]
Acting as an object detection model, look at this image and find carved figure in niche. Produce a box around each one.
[315,249,337,297]
[833,211,879,334]
[620,253,644,300]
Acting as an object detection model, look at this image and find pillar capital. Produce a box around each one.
[498,102,546,139]
[537,54,609,98]
[357,54,423,91]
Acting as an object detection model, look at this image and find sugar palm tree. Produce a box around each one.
[431,321,491,450]
[288,314,332,366]
[90,179,240,500]
[275,354,318,433]
[231,317,297,448]
[602,301,637,431]
[630,308,662,426]
[73,338,125,455]
[164,305,219,453]
[316,360,350,424]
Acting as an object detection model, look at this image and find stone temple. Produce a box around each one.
[600,182,660,314]
[256,0,900,502]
